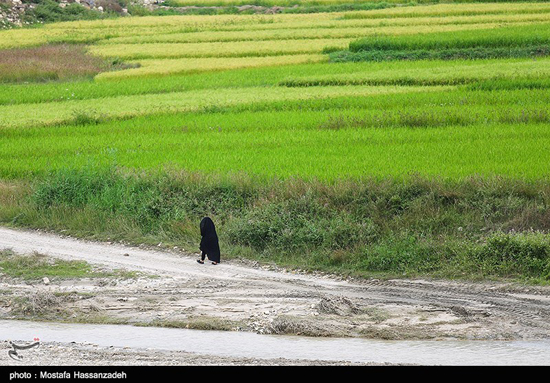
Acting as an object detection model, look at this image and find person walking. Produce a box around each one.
[197,216,221,265]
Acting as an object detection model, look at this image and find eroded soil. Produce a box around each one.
[1,226,550,365]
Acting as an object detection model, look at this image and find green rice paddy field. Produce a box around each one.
[2,2,550,180]
[3,1,550,281]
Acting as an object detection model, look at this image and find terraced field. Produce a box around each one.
[1,2,550,180]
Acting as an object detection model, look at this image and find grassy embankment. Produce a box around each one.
[2,2,550,284]
[4,170,550,284]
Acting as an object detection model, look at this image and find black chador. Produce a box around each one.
[198,217,221,265]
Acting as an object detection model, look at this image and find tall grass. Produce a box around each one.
[0,44,126,83]
[3,168,550,283]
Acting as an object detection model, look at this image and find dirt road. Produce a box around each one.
[1,225,550,364]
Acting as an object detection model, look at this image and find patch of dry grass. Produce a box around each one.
[0,44,131,83]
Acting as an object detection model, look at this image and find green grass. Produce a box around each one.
[164,0,550,6]
[279,57,550,86]
[0,250,98,280]
[2,4,550,284]
[0,83,442,128]
[331,22,550,62]
[3,86,550,180]
[0,248,139,280]
[0,57,548,105]
[349,23,550,52]
[3,169,550,283]
[330,45,550,62]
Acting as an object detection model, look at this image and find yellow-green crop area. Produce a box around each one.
[4,2,550,282]
[2,2,550,180]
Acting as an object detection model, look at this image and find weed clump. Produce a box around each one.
[475,231,550,279]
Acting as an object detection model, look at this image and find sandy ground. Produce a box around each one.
[1,226,550,365]
[1,340,380,366]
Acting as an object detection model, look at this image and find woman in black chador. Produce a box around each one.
[197,217,220,265]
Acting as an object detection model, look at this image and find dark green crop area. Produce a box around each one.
[332,23,550,61]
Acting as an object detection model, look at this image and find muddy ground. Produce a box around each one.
[1,226,550,365]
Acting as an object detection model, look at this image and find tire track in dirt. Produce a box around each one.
[344,278,550,330]
[2,226,550,340]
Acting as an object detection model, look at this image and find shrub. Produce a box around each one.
[22,0,106,23]
[360,236,444,274]
[474,231,550,279]
[31,167,257,231]
[477,231,550,262]
[225,194,378,251]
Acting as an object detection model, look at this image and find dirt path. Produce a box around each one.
[2,225,550,353]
